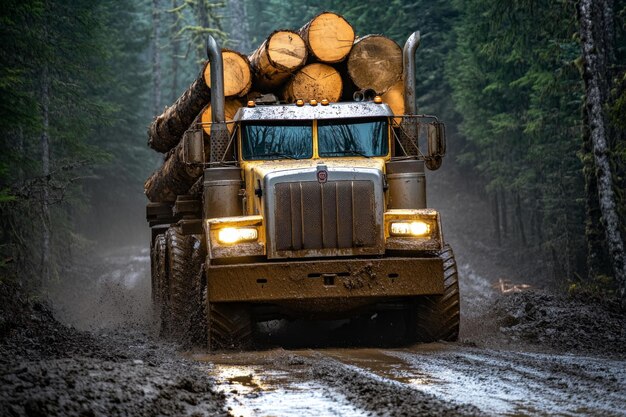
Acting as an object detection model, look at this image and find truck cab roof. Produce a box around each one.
[233,101,394,122]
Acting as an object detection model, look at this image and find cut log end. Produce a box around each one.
[381,80,405,124]
[347,35,403,94]
[200,98,243,136]
[282,63,343,103]
[249,30,307,92]
[300,12,355,63]
[204,50,253,97]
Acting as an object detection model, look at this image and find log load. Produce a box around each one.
[249,30,308,92]
[282,63,343,103]
[200,98,243,136]
[203,50,252,98]
[347,35,403,94]
[146,12,419,203]
[144,143,203,203]
[299,12,355,63]
[148,66,211,153]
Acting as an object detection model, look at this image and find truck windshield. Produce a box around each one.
[242,121,313,160]
[318,118,388,157]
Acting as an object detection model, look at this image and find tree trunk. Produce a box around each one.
[347,35,403,94]
[282,63,343,103]
[249,30,307,92]
[493,191,501,246]
[170,0,180,102]
[40,62,51,285]
[152,0,162,116]
[578,0,626,305]
[515,192,527,247]
[148,64,211,153]
[500,189,508,239]
[203,49,252,97]
[299,12,355,63]
[227,0,251,53]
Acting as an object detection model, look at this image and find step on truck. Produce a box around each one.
[147,32,460,350]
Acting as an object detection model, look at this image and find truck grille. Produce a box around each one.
[273,180,377,252]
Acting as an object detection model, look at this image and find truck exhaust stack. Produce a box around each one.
[205,35,230,162]
[403,31,421,115]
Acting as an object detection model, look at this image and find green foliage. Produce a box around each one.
[446,0,586,279]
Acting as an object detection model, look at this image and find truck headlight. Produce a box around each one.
[384,209,442,251]
[218,227,258,244]
[206,215,265,259]
[390,221,430,237]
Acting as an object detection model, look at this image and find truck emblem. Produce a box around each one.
[317,169,328,183]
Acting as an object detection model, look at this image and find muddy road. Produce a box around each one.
[1,243,611,417]
[196,345,626,416]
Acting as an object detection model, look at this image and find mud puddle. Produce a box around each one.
[190,351,369,417]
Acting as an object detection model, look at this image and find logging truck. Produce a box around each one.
[146,20,459,350]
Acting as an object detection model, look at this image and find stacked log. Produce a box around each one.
[347,35,403,94]
[203,50,252,98]
[145,11,410,203]
[145,144,203,203]
[283,63,343,103]
[299,12,355,63]
[200,98,243,136]
[249,30,308,92]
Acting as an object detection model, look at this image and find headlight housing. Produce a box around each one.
[384,209,442,251]
[206,216,265,259]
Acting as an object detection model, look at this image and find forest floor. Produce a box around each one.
[1,170,625,416]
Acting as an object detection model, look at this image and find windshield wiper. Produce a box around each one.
[254,152,297,160]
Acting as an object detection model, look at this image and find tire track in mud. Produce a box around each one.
[194,349,482,417]
[195,344,626,417]
[319,345,626,416]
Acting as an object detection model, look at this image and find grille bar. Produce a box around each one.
[274,180,376,252]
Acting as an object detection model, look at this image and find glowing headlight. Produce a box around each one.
[218,227,258,244]
[390,221,430,237]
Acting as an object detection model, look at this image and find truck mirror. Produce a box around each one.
[182,129,205,165]
[425,122,446,171]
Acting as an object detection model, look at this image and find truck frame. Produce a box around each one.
[147,32,460,350]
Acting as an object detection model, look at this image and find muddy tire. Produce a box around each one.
[151,234,168,332]
[164,227,194,340]
[411,244,460,342]
[207,301,253,351]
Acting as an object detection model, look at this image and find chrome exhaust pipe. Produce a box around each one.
[205,35,229,161]
[403,31,421,115]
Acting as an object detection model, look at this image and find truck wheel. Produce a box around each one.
[411,244,460,342]
[207,302,253,351]
[165,226,194,340]
[152,234,168,331]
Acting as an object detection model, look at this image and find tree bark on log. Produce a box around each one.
[299,12,355,63]
[148,65,211,153]
[144,142,203,203]
[578,0,626,306]
[347,35,403,94]
[282,63,343,103]
[203,49,252,97]
[249,30,307,92]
